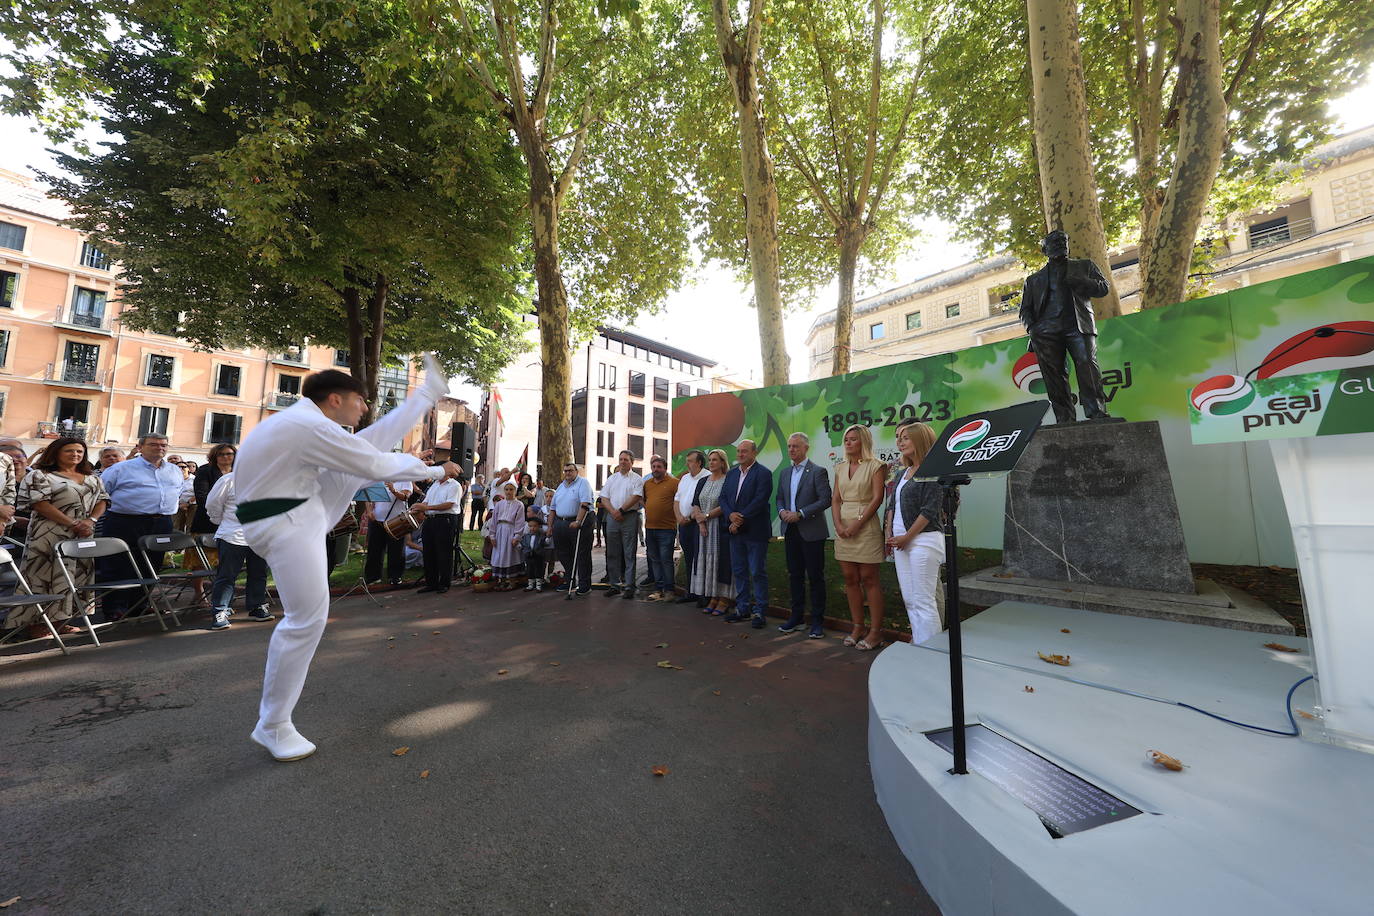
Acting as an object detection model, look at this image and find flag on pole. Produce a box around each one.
[514,444,529,478]
[491,386,506,435]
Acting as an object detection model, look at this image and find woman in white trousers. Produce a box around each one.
[884,420,947,644]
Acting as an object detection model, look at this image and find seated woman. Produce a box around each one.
[14,437,109,638]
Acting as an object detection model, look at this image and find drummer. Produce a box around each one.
[362,478,413,586]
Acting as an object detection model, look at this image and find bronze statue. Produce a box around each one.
[1018,230,1119,424]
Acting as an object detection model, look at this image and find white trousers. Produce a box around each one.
[246,388,438,729]
[893,530,946,644]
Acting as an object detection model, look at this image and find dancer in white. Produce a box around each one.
[235,355,459,761]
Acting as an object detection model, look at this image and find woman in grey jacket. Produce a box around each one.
[884,420,946,643]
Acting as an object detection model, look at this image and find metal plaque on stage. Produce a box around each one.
[926,725,1142,837]
[913,400,1047,481]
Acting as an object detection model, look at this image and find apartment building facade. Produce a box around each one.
[805,126,1374,377]
[0,168,424,457]
[478,323,742,487]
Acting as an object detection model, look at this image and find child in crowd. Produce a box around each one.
[520,517,547,592]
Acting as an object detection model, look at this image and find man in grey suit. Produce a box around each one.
[775,432,833,638]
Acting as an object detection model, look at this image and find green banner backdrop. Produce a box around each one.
[671,256,1374,566]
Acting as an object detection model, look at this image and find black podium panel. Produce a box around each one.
[927,724,1142,837]
[915,400,1047,481]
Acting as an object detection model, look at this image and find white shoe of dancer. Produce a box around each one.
[251,722,317,761]
[421,352,451,400]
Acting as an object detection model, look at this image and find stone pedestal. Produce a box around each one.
[960,419,1293,633]
[1001,420,1194,593]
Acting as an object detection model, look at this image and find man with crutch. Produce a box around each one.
[550,462,593,599]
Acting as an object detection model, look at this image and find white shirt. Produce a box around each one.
[599,470,644,511]
[234,397,442,515]
[371,481,414,522]
[425,478,462,514]
[179,475,195,507]
[676,468,709,520]
[892,474,911,538]
[205,472,248,546]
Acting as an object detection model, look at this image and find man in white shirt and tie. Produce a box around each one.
[672,450,709,606]
[234,355,460,761]
[775,432,832,638]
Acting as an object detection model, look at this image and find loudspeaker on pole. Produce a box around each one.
[451,422,476,478]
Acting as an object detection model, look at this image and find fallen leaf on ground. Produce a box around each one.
[1147,750,1184,771]
[741,634,749,639]
[392,746,410,756]
[651,765,670,777]
[432,630,441,635]
[420,770,430,779]
[1060,628,1071,633]
[387,645,395,650]
[994,572,1015,578]
[726,644,735,649]
[548,661,561,667]
[781,675,789,680]
[496,668,510,676]
[1264,642,1300,653]
[387,636,396,641]
[655,642,669,648]
[415,614,423,618]
[712,690,721,696]
[1297,710,1317,720]
[656,660,684,670]
[0,896,20,908]
[1037,651,1071,666]
[1024,686,1035,693]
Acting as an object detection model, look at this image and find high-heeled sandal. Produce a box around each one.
[856,634,885,651]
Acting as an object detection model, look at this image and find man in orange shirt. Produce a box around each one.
[641,455,680,601]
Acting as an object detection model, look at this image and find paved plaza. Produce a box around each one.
[2,582,938,914]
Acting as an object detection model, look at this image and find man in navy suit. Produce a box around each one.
[719,439,774,629]
[775,432,832,638]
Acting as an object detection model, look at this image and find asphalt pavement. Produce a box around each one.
[1,584,938,914]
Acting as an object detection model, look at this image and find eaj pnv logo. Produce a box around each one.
[1012,352,1045,395]
[1189,374,1255,416]
[947,419,991,452]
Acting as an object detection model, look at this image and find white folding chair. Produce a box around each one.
[0,545,97,655]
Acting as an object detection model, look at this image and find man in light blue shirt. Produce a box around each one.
[550,462,594,595]
[96,433,185,620]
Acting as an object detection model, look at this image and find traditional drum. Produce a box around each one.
[383,508,424,540]
[330,506,359,536]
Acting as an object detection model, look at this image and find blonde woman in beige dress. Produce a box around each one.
[831,424,887,651]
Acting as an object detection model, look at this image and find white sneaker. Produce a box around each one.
[524,580,536,592]
[250,722,317,761]
[534,580,544,592]
[211,610,231,630]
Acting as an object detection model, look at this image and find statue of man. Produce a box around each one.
[1018,229,1118,424]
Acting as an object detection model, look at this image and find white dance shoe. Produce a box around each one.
[422,352,451,400]
[251,722,317,761]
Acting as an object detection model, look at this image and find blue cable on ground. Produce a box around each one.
[1176,675,1314,738]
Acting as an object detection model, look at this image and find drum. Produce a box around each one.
[383,508,424,540]
[330,507,359,537]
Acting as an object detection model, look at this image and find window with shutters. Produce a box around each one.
[627,435,644,459]
[145,354,174,388]
[653,377,669,402]
[138,405,170,438]
[628,402,645,428]
[0,329,9,367]
[628,371,645,396]
[80,242,110,270]
[0,270,16,308]
[652,438,667,459]
[676,382,690,398]
[207,412,243,444]
[653,407,668,433]
[0,221,26,251]
[63,341,100,384]
[215,364,242,397]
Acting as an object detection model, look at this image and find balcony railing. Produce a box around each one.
[1249,216,1315,250]
[45,362,109,388]
[274,348,309,365]
[267,391,301,409]
[57,307,113,332]
[37,420,102,441]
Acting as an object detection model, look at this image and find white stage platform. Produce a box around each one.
[869,601,1374,915]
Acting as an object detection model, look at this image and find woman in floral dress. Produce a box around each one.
[690,449,735,615]
[14,437,109,638]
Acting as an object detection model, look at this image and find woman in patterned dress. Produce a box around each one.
[489,481,526,589]
[831,424,888,650]
[14,437,109,638]
[690,448,735,614]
